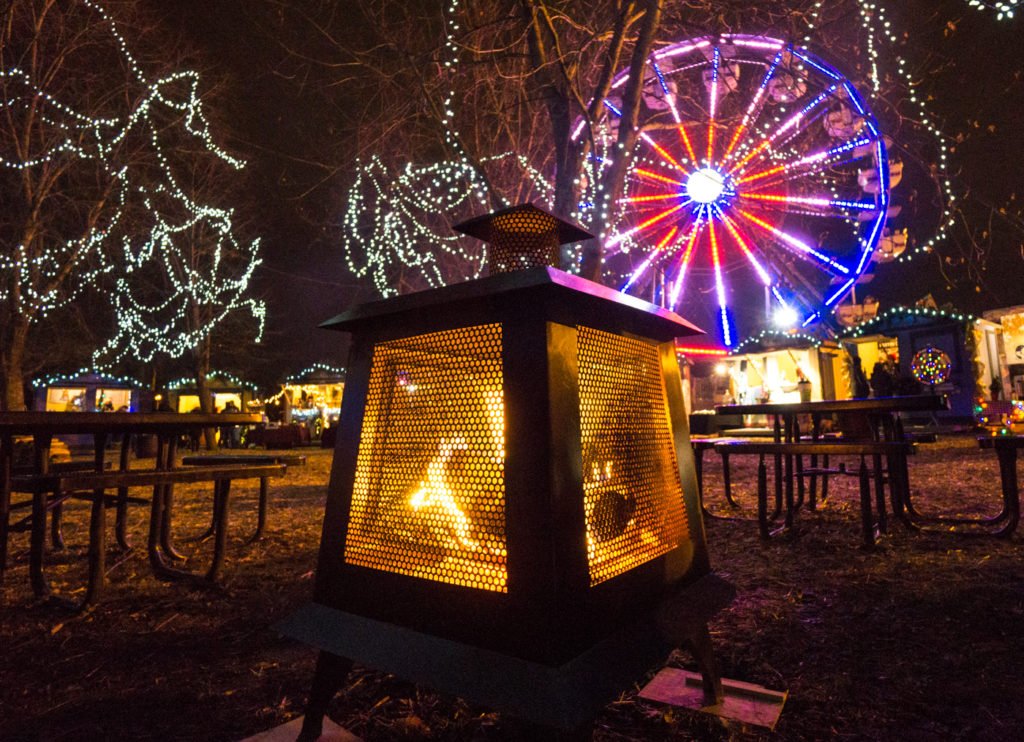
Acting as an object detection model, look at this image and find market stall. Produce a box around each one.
[839,306,1001,422]
[32,371,150,412]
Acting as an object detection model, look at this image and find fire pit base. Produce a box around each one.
[279,574,735,731]
[639,668,788,730]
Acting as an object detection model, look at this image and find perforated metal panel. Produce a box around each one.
[577,327,689,586]
[488,209,560,273]
[344,324,508,592]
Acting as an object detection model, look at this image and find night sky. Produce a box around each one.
[159,0,1023,372]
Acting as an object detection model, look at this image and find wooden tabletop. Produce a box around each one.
[714,394,948,417]
[0,411,261,435]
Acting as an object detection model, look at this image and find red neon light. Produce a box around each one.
[677,124,698,165]
[655,226,680,252]
[636,168,683,186]
[737,163,786,184]
[645,135,687,174]
[675,346,728,356]
[634,202,686,232]
[622,193,683,204]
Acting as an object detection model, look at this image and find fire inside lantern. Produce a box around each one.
[282,203,732,734]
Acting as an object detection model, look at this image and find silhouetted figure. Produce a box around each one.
[851,356,870,398]
[870,358,895,398]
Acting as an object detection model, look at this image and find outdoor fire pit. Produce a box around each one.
[280,204,733,737]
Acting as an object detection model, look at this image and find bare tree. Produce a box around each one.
[1,0,263,410]
[0,0,136,408]
[263,0,970,325]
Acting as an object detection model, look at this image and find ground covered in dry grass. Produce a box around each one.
[1,435,1022,741]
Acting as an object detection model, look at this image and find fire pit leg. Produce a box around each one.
[688,622,724,705]
[297,651,353,742]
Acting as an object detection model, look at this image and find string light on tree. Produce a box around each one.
[342,153,551,297]
[0,0,264,376]
[339,0,957,317]
[806,1,956,264]
[965,0,1020,19]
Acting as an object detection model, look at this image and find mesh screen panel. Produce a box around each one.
[577,327,689,586]
[489,209,560,273]
[345,324,508,592]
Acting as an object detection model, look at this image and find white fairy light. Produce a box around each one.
[1,0,263,373]
[340,0,959,297]
[965,0,1019,20]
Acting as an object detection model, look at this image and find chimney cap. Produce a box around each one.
[453,202,593,246]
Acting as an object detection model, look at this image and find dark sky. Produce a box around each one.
[161,0,1023,372]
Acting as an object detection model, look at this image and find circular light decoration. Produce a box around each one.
[573,34,890,346]
[910,347,951,386]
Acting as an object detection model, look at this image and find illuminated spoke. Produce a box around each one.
[722,50,784,165]
[728,85,837,177]
[621,192,685,204]
[739,192,877,218]
[667,211,707,308]
[606,201,687,248]
[623,226,679,291]
[706,47,720,163]
[650,61,698,167]
[714,206,771,285]
[737,136,871,186]
[640,132,689,174]
[635,168,684,187]
[735,208,850,276]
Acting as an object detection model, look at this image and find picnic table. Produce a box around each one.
[0,411,284,606]
[711,395,948,542]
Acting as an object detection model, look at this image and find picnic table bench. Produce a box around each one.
[898,435,1021,537]
[10,463,285,605]
[712,440,916,548]
[181,453,307,541]
[1,411,271,608]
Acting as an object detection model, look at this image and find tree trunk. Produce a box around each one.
[193,335,218,451]
[2,319,30,411]
[580,0,663,281]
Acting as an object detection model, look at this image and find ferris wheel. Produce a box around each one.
[574,34,894,346]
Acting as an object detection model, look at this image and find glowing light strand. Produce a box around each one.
[0,0,264,370]
[805,1,955,262]
[964,1,1019,20]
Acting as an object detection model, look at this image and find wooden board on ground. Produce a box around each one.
[639,668,787,730]
[237,716,362,742]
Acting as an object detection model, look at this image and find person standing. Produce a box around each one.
[220,400,241,449]
[851,356,870,398]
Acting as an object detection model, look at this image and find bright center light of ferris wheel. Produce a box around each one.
[685,167,726,204]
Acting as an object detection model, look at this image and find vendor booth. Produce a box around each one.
[838,306,1001,422]
[282,364,345,431]
[256,365,346,447]
[168,371,255,413]
[983,305,1024,401]
[32,371,150,412]
[681,332,843,434]
[724,331,837,405]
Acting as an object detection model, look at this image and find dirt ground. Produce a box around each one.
[1,435,1022,741]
